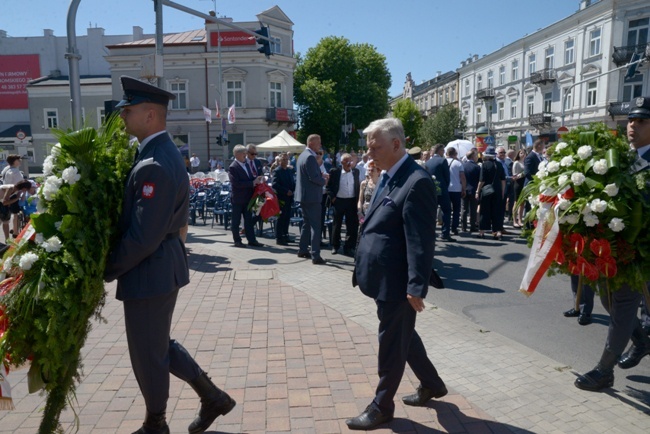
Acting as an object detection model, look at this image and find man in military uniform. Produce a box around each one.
[105,76,235,434]
[574,96,650,392]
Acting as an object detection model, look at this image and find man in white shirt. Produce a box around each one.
[326,153,360,256]
[445,147,466,236]
[189,153,200,173]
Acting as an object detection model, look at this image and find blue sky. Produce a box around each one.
[3,0,581,96]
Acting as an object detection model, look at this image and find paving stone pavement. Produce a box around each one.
[1,224,649,433]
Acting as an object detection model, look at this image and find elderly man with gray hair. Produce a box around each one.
[228,144,264,248]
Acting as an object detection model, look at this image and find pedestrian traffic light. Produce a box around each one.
[254,25,271,57]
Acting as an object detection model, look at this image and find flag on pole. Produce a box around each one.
[228,104,236,124]
[202,106,212,123]
[215,99,221,118]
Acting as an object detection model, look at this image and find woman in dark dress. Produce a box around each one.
[475,146,506,239]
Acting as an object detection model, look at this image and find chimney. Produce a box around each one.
[579,0,591,10]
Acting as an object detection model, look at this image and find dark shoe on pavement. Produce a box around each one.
[402,384,448,406]
[297,251,312,259]
[233,241,247,248]
[578,313,592,326]
[440,236,456,242]
[331,247,338,255]
[187,372,236,434]
[248,241,264,247]
[345,405,393,430]
[452,229,459,236]
[343,248,355,256]
[618,345,650,369]
[133,412,170,434]
[574,368,614,391]
[276,239,288,246]
[563,308,580,317]
[312,257,327,265]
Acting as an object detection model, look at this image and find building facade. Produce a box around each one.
[390,71,459,120]
[105,6,297,168]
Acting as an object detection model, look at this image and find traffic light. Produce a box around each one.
[254,25,271,57]
[216,135,222,146]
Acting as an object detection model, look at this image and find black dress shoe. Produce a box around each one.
[574,368,614,391]
[233,241,247,248]
[276,239,288,246]
[618,345,650,369]
[440,236,456,242]
[402,384,448,406]
[312,257,326,265]
[331,247,338,255]
[345,405,393,430]
[563,308,580,317]
[248,241,264,247]
[297,251,311,259]
[578,313,592,325]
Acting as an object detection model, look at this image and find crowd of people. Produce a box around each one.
[0,154,38,246]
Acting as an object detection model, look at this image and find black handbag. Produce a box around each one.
[481,184,495,197]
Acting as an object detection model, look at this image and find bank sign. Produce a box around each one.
[210,31,255,47]
[0,54,40,110]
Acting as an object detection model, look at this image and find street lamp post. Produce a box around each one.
[343,105,361,152]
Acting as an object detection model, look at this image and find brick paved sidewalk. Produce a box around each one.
[1,225,649,433]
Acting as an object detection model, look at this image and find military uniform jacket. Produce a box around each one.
[105,132,190,300]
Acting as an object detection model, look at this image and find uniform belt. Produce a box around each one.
[164,231,180,240]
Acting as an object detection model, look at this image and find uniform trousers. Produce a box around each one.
[123,288,202,414]
[570,274,595,315]
[372,299,443,414]
[437,192,452,238]
[599,283,645,357]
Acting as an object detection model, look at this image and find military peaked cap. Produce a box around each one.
[116,76,176,108]
[628,96,650,120]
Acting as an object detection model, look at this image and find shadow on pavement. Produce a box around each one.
[187,251,231,273]
[388,401,535,433]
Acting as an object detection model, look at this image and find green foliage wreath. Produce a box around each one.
[0,115,133,433]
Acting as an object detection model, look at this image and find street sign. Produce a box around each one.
[484,136,495,145]
[557,126,569,137]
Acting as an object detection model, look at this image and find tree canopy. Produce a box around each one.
[294,36,391,152]
[392,99,422,148]
[419,104,467,148]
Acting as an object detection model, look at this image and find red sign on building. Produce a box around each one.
[210,31,255,47]
[0,54,40,109]
[275,108,290,122]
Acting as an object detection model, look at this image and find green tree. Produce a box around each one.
[294,36,391,153]
[420,104,467,147]
[392,99,422,148]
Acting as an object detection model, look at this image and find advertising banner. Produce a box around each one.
[0,55,40,109]
[210,31,255,47]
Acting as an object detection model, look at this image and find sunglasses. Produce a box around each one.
[249,152,258,155]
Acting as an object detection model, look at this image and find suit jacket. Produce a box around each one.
[354,156,437,302]
[326,167,360,202]
[246,157,264,178]
[425,155,450,195]
[105,132,190,300]
[228,160,256,205]
[523,151,541,184]
[272,166,295,201]
[295,149,325,204]
[462,160,481,195]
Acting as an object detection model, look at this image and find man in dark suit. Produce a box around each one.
[295,134,328,264]
[105,76,235,434]
[346,118,446,430]
[271,153,295,245]
[523,139,545,186]
[228,144,264,248]
[425,143,453,241]
[326,152,360,256]
[575,96,650,391]
[462,149,481,232]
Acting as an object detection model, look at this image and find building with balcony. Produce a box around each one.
[389,71,459,120]
[456,0,648,148]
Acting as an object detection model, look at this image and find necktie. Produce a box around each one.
[249,160,257,177]
[243,162,253,179]
[372,173,390,204]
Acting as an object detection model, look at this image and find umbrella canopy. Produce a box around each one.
[257,130,305,153]
[445,139,474,157]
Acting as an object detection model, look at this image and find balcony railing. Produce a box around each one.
[530,68,557,85]
[529,112,554,127]
[266,108,297,124]
[608,101,631,117]
[475,88,495,100]
[612,43,649,67]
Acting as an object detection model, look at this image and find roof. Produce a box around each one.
[27,75,112,87]
[0,124,31,138]
[107,29,206,48]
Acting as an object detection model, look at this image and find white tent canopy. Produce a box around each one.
[256,130,305,153]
